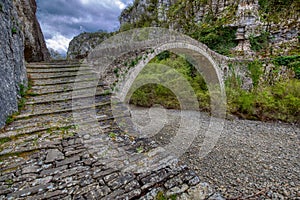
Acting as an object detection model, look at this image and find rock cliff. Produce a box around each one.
[67,32,111,60]
[120,0,299,56]
[14,0,50,62]
[0,0,27,128]
[67,0,299,60]
[0,0,50,128]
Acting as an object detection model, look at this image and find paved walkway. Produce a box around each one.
[0,61,222,200]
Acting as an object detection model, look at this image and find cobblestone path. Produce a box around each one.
[0,61,223,200]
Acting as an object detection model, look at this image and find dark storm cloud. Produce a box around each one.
[36,0,132,53]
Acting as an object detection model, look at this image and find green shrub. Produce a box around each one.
[191,25,238,56]
[19,84,26,97]
[273,55,299,66]
[156,51,170,61]
[119,22,134,32]
[130,84,180,109]
[113,68,119,75]
[249,32,270,52]
[0,137,11,145]
[248,60,263,87]
[289,61,300,79]
[258,0,296,23]
[11,27,17,34]
[226,79,300,122]
[273,55,300,79]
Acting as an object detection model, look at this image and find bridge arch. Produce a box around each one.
[74,27,227,160]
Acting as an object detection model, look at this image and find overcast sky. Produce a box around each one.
[36,0,133,54]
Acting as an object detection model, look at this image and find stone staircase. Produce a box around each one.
[0,61,222,199]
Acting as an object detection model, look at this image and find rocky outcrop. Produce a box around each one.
[120,0,299,55]
[48,48,64,60]
[67,32,111,60]
[67,0,299,61]
[0,0,50,128]
[0,0,27,128]
[120,0,239,27]
[14,0,50,62]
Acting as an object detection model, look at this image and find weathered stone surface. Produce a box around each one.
[0,0,27,129]
[22,165,40,174]
[187,182,215,200]
[45,149,65,163]
[166,184,189,196]
[55,155,80,167]
[13,0,50,62]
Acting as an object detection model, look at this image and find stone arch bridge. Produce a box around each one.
[0,28,252,199]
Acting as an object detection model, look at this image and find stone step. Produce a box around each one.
[31,82,108,95]
[27,67,92,73]
[0,125,71,142]
[30,71,96,80]
[4,106,114,131]
[15,101,111,120]
[0,112,129,141]
[27,63,81,68]
[21,97,111,118]
[0,132,62,157]
[26,87,107,105]
[5,112,75,131]
[32,73,98,86]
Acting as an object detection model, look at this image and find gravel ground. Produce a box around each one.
[130,106,300,199]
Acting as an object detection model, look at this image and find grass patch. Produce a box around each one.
[109,132,117,139]
[0,150,38,163]
[0,137,12,145]
[156,191,177,200]
[103,90,111,96]
[5,116,15,125]
[136,146,144,153]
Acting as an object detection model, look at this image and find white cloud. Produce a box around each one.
[37,0,133,53]
[46,35,72,54]
[80,0,126,10]
[115,0,127,10]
